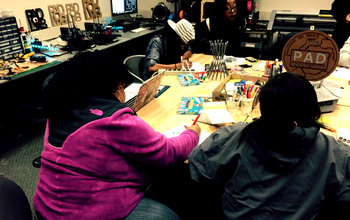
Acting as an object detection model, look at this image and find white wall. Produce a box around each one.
[256,0,334,20]
[0,0,175,40]
[0,0,335,40]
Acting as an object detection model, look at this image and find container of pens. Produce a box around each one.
[236,83,260,115]
[207,39,229,80]
[264,60,283,78]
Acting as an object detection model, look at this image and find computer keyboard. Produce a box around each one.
[131,27,147,33]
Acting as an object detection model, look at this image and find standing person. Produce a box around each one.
[33,50,201,220]
[339,36,350,67]
[143,19,195,80]
[331,0,350,50]
[188,72,350,219]
[191,0,247,56]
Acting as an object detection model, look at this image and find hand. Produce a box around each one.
[346,14,350,25]
[182,51,193,60]
[185,124,201,137]
[181,60,193,69]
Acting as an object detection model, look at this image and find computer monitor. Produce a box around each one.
[110,0,138,22]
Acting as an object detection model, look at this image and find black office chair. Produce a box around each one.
[0,176,32,220]
[32,72,55,169]
[123,55,146,84]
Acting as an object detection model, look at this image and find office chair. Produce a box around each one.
[0,176,32,220]
[123,55,146,84]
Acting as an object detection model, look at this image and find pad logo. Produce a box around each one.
[48,3,82,27]
[82,0,103,20]
[90,109,103,116]
[25,8,48,31]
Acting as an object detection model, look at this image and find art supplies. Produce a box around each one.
[177,73,201,86]
[177,97,203,115]
[207,39,229,80]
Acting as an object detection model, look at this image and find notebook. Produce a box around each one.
[125,72,164,112]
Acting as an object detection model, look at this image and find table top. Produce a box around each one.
[137,53,350,139]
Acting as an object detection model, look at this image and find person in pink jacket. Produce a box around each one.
[33,50,201,220]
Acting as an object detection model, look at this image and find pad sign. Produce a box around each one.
[282,30,339,81]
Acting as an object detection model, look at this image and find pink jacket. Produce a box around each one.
[33,105,199,220]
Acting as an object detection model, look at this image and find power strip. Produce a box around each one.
[159,69,196,75]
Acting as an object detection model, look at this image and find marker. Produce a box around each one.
[192,113,201,125]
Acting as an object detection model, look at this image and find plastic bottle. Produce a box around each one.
[19,21,32,54]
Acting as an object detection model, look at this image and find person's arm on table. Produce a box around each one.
[108,111,201,167]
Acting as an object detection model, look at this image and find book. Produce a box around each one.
[177,97,203,115]
[177,73,201,86]
[163,123,211,145]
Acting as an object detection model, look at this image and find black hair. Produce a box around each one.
[209,0,247,27]
[162,25,186,64]
[239,72,325,143]
[43,50,130,118]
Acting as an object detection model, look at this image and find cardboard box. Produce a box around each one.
[212,74,268,101]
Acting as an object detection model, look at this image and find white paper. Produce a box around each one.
[125,83,143,93]
[331,68,350,80]
[162,123,211,145]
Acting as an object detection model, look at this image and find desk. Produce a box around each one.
[138,54,350,139]
[0,24,165,125]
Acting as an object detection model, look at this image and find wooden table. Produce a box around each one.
[137,54,350,139]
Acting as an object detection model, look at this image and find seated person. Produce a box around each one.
[339,36,350,67]
[188,72,350,219]
[190,0,247,56]
[33,50,201,220]
[143,19,195,80]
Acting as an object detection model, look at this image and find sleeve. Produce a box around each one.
[334,142,350,202]
[107,113,199,168]
[337,155,350,201]
[144,37,162,79]
[331,0,349,24]
[188,122,246,185]
[339,37,350,67]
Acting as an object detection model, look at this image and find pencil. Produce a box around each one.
[192,113,201,125]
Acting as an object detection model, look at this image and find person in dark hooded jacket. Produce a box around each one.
[188,72,350,219]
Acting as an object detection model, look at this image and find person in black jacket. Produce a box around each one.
[191,0,247,56]
[331,0,350,50]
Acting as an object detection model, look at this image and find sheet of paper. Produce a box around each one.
[125,92,137,102]
[204,108,235,124]
[331,68,350,80]
[125,83,143,93]
[192,62,205,72]
[162,123,211,145]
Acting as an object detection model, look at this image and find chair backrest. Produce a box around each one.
[123,55,146,84]
[0,176,32,220]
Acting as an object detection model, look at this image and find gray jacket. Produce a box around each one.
[189,122,350,220]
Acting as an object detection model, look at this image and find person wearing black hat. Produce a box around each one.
[143,19,195,80]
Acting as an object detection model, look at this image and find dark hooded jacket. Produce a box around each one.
[188,122,350,219]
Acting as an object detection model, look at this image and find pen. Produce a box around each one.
[192,113,201,125]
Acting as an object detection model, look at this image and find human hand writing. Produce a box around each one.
[185,124,201,137]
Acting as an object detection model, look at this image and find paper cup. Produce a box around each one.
[240,98,254,115]
[227,101,240,116]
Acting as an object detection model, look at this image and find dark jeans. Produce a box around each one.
[124,197,180,220]
[145,163,224,220]
[36,199,180,220]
